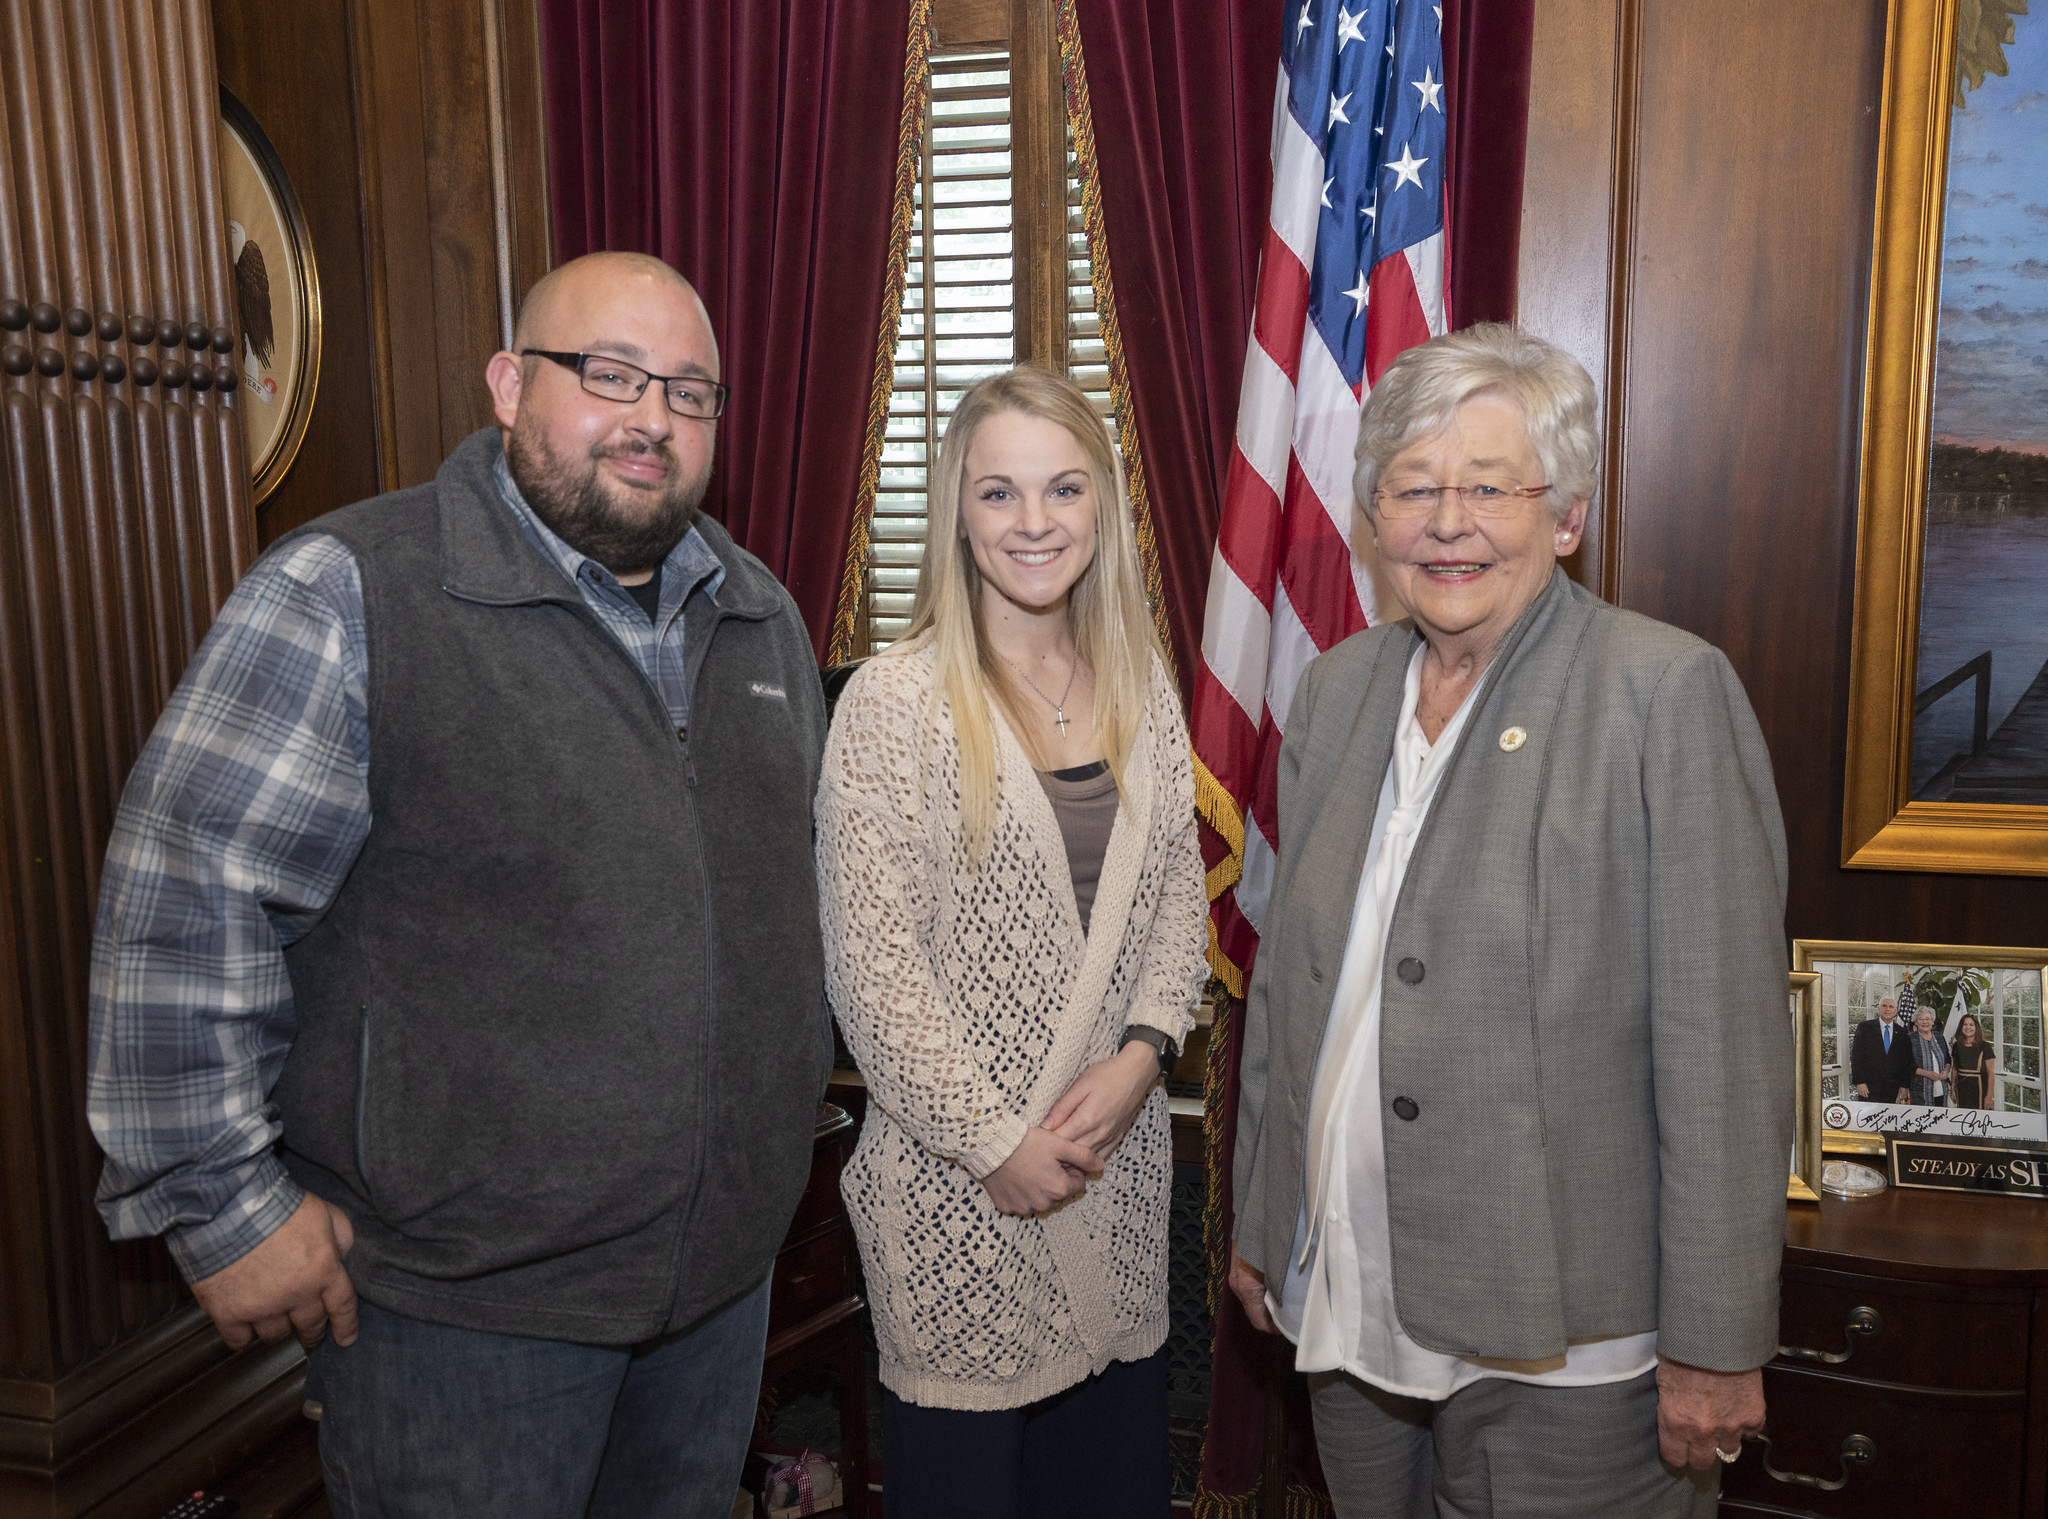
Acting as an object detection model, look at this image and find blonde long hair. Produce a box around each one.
[890,367,1162,861]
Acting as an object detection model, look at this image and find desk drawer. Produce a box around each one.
[785,1131,850,1241]
[770,1223,854,1335]
[1719,1364,2025,1518]
[1774,1268,2030,1391]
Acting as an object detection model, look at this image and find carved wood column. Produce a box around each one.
[0,1,303,1514]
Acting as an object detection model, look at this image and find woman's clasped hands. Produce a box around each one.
[981,1041,1163,1217]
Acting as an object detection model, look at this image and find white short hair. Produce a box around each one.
[1354,324,1600,521]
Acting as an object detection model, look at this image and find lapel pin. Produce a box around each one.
[1499,726,1528,752]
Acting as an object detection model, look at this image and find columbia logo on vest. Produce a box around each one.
[749,681,787,700]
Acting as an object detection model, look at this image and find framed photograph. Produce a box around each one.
[1789,972,1823,1202]
[1797,940,2046,1154]
[1841,0,2048,873]
[218,87,320,503]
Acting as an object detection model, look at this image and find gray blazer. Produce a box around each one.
[1233,570,1791,1373]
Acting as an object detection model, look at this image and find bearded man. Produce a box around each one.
[87,253,832,1516]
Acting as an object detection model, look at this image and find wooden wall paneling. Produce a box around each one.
[1600,0,1893,945]
[1,0,107,1395]
[221,0,552,539]
[0,0,313,1510]
[1516,0,2048,962]
[178,7,251,619]
[121,0,204,663]
[350,0,444,488]
[1514,0,1621,596]
[491,0,552,322]
[0,87,59,1403]
[100,0,183,711]
[414,0,536,451]
[1009,0,1064,371]
[211,0,382,542]
[65,0,158,784]
[152,0,233,616]
[1,0,559,1501]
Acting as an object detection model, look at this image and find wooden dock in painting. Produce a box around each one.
[1950,655,2048,804]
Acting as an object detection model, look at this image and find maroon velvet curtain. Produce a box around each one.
[1076,0,1533,701]
[1443,0,1538,327]
[1074,1,1535,1510]
[1073,0,1284,697]
[539,0,914,659]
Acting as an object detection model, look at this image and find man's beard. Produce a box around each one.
[504,415,711,575]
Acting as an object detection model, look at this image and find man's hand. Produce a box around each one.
[1853,1083,1868,1098]
[1045,1043,1160,1168]
[189,1193,358,1349]
[981,1126,1099,1216]
[1655,1356,1764,1470]
[1896,1086,1911,1103]
[1228,1248,1277,1333]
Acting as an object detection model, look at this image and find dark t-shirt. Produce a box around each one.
[623,574,662,623]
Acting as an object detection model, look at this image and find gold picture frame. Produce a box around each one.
[1796,940,2048,1156]
[218,87,320,504]
[1789,972,1822,1202]
[1840,0,2048,873]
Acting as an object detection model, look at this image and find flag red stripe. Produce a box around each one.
[1276,457,1366,650]
[1190,661,1261,802]
[1214,448,1284,607]
[1249,226,1311,384]
[1364,251,1433,386]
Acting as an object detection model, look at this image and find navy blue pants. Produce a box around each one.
[883,1347,1172,1519]
[305,1274,771,1519]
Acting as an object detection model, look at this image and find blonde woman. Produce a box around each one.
[816,367,1205,1518]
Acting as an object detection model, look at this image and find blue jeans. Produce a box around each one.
[307,1274,772,1518]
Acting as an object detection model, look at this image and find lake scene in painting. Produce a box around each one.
[1910,7,2048,801]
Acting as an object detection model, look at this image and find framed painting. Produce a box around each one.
[1842,0,2048,872]
[218,87,320,503]
[1789,971,1823,1202]
[1796,940,2045,1156]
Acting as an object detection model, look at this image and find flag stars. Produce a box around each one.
[1335,5,1365,49]
[1343,271,1370,315]
[1434,5,1443,31]
[1296,0,1314,38]
[1328,91,1353,129]
[1412,64,1443,112]
[1386,142,1429,190]
[1360,195,1378,223]
[1322,176,1335,209]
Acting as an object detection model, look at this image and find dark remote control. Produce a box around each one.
[156,1495,235,1519]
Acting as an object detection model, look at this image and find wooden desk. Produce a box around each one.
[1720,1188,2048,1518]
[763,1104,868,1513]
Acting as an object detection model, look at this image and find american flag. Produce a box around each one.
[1191,0,1450,994]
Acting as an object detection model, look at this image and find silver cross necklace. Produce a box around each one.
[1003,650,1081,735]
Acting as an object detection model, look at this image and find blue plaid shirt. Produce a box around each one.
[86,457,724,1280]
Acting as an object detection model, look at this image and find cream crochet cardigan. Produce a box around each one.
[815,643,1207,1411]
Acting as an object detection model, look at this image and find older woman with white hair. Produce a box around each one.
[1226,325,1792,1517]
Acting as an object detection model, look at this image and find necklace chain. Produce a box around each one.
[1003,651,1079,735]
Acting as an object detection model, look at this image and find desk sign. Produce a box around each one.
[1888,1133,2048,1198]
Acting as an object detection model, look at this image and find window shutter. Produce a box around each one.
[867,47,1104,651]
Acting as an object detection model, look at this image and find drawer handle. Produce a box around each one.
[1778,1305,1883,1364]
[1751,1431,1876,1492]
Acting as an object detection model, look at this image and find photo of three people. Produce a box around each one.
[1817,957,2047,1141]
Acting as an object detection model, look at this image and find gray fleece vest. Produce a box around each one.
[272,429,831,1344]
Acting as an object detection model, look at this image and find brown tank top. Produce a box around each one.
[1037,759,1119,935]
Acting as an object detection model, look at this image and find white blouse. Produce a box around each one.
[1269,646,1658,1399]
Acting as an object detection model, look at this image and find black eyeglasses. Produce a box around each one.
[522,349,729,420]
